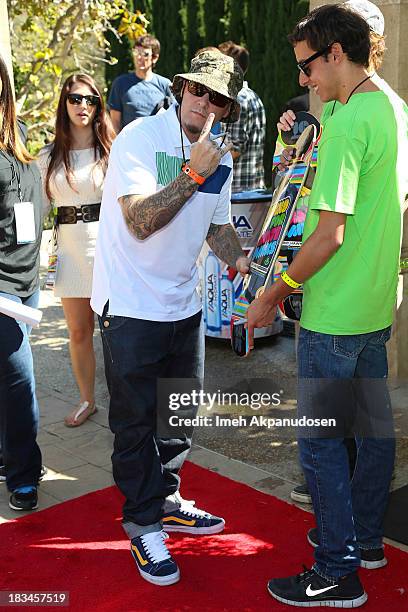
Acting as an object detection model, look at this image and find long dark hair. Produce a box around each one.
[0,54,34,163]
[45,73,115,200]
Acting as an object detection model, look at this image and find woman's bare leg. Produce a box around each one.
[61,297,96,424]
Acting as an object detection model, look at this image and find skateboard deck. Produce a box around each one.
[278,113,321,320]
[230,121,318,357]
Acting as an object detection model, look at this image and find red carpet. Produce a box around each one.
[0,462,407,611]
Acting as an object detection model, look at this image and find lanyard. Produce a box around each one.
[330,75,373,117]
[1,151,23,202]
[12,164,23,203]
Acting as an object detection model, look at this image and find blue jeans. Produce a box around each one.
[98,307,204,536]
[297,326,395,580]
[0,290,42,491]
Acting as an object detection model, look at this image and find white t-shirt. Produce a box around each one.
[91,104,232,321]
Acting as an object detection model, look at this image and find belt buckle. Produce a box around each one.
[82,205,91,222]
[60,206,77,224]
[81,204,99,223]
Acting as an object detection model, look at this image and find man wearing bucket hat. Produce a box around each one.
[91,50,249,586]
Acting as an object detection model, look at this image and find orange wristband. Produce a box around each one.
[182,163,206,185]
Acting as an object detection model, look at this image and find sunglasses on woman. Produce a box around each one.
[297,43,334,77]
[67,93,100,107]
[186,81,230,108]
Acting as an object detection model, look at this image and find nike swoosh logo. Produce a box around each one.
[306,584,338,597]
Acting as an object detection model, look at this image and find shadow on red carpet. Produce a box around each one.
[0,462,407,611]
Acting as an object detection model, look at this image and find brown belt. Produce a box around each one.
[57,203,101,224]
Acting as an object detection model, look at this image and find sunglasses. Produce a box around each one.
[67,93,100,107]
[186,81,230,108]
[297,43,334,77]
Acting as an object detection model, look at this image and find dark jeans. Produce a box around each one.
[98,307,204,535]
[0,290,42,491]
[297,326,395,580]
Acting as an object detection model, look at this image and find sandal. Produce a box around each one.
[64,401,97,427]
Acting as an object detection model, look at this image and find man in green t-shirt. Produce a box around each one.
[247,3,408,608]
[278,0,388,509]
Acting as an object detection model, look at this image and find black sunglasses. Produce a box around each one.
[186,81,230,108]
[297,43,334,77]
[67,93,100,107]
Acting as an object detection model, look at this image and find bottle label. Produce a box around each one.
[204,252,221,332]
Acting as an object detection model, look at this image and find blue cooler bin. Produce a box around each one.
[198,189,283,339]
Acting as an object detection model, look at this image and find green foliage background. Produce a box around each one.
[106,0,309,185]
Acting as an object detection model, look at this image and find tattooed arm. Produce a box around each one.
[118,113,234,240]
[206,223,250,274]
[119,172,199,240]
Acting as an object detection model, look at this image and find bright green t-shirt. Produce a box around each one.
[301,90,408,335]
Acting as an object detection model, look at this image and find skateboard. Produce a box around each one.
[230,120,318,357]
[278,113,321,320]
[272,110,320,190]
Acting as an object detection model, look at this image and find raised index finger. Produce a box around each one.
[197,113,215,143]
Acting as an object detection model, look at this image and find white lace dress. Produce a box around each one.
[38,147,105,298]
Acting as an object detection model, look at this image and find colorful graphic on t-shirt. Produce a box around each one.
[155,152,231,194]
[156,152,183,186]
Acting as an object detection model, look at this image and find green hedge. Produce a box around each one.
[106,0,309,185]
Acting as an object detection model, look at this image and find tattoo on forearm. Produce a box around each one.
[206,223,244,267]
[119,172,199,240]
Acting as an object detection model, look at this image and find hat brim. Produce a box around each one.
[171,74,240,122]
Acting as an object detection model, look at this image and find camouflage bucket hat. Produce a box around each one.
[172,50,243,122]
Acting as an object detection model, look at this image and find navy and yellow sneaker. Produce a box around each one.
[162,500,225,535]
[130,530,180,586]
[267,567,367,608]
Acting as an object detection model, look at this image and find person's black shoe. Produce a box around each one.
[9,487,38,511]
[267,566,367,608]
[290,483,312,504]
[0,465,47,483]
[307,528,387,570]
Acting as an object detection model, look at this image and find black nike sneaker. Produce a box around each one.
[267,566,367,608]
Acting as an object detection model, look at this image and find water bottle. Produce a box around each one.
[220,273,234,326]
[204,251,221,332]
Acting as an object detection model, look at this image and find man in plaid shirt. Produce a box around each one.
[219,42,266,193]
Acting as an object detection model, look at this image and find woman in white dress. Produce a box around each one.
[38,74,115,426]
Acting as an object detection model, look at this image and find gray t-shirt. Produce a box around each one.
[108,72,172,129]
[0,125,43,297]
